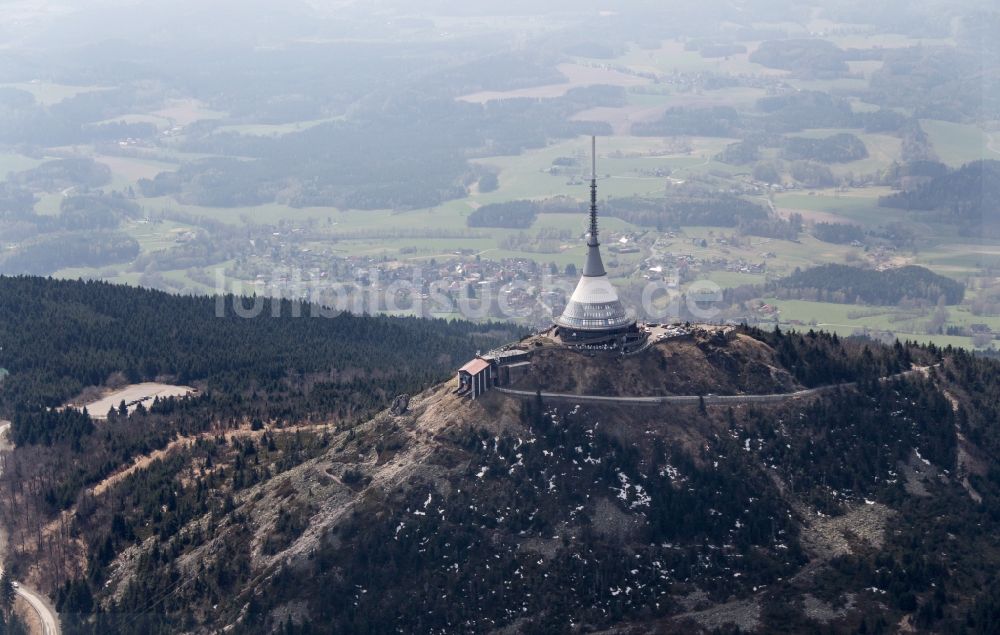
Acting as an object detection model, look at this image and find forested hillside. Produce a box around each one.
[812,221,865,244]
[775,264,965,305]
[596,195,801,238]
[780,133,868,163]
[0,276,520,412]
[748,39,851,76]
[0,189,145,275]
[14,324,1000,634]
[139,86,618,211]
[879,160,1000,236]
[466,200,540,228]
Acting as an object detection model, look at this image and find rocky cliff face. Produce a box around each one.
[61,328,1000,634]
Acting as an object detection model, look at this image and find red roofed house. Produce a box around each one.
[457,357,493,399]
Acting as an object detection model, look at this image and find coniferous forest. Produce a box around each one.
[0,1,996,632]
[0,276,520,413]
[1,281,999,633]
[774,264,965,305]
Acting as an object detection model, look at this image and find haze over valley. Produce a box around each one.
[0,1,999,634]
[0,0,996,346]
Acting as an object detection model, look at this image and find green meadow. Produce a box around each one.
[921,119,994,166]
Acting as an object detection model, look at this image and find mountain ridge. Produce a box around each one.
[2,278,999,634]
[39,324,1000,634]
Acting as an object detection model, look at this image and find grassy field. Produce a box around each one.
[150,99,226,127]
[849,100,882,113]
[0,81,111,105]
[625,85,767,109]
[123,219,201,254]
[773,188,904,227]
[763,297,907,329]
[471,134,732,204]
[0,151,47,176]
[842,132,903,175]
[824,33,954,49]
[457,62,650,103]
[93,154,179,190]
[10,119,929,283]
[657,226,855,281]
[917,243,1000,276]
[126,133,703,231]
[771,188,1000,281]
[760,297,985,349]
[533,212,639,234]
[92,114,174,129]
[3,23,995,352]
[615,40,788,77]
[921,119,993,166]
[783,128,903,177]
[703,271,767,288]
[34,192,64,216]
[845,60,884,79]
[140,196,339,225]
[789,76,870,93]
[214,116,343,137]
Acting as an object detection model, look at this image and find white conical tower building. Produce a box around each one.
[554,137,638,343]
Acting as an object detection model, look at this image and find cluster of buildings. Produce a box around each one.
[721,258,767,275]
[225,213,778,331]
[641,251,767,282]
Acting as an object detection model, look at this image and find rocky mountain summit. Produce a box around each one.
[40,325,1000,634]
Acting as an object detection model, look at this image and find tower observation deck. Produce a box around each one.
[554,137,640,345]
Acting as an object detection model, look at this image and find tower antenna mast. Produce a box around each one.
[554,132,635,342]
[589,136,599,246]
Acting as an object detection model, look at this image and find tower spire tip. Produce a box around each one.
[591,135,596,180]
[589,136,598,246]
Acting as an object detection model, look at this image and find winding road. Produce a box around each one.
[0,421,61,635]
[495,384,842,406]
[495,365,934,407]
[0,365,935,635]
[14,585,59,635]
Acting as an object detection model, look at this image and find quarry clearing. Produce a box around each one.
[72,382,196,419]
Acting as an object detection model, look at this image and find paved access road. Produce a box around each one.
[14,584,60,635]
[495,365,933,407]
[495,385,839,406]
[0,421,61,635]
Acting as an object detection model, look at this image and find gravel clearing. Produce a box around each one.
[71,382,196,418]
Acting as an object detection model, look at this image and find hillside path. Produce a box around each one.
[495,365,934,406]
